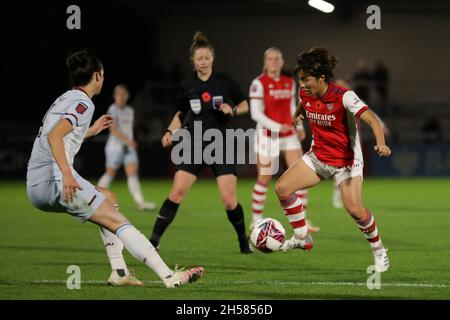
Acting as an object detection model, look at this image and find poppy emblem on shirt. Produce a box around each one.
[75,103,88,114]
[201,92,211,103]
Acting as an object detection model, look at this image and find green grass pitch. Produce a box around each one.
[0,178,449,299]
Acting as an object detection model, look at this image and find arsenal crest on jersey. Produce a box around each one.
[326,103,334,111]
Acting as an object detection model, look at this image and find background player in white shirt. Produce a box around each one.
[26,50,203,287]
[249,47,319,232]
[274,48,391,272]
[98,85,156,211]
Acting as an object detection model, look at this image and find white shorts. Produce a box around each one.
[254,130,301,158]
[105,145,138,169]
[27,171,105,223]
[302,151,364,186]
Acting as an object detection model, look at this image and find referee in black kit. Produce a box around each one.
[149,31,253,254]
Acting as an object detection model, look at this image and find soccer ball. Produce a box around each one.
[250,218,286,253]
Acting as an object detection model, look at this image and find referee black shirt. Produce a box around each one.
[176,71,247,132]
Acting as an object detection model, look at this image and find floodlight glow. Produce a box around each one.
[308,0,335,13]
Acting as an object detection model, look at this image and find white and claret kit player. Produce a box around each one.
[26,50,203,288]
[249,47,319,233]
[98,84,156,211]
[274,48,391,273]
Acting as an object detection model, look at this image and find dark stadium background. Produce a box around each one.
[1,0,449,179]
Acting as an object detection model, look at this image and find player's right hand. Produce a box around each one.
[280,124,292,134]
[62,173,82,203]
[161,132,172,148]
[374,144,391,157]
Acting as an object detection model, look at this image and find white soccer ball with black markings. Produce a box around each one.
[250,218,286,253]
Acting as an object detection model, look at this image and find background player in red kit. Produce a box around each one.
[249,47,319,232]
[275,48,391,272]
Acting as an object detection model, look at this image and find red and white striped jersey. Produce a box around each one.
[299,82,368,167]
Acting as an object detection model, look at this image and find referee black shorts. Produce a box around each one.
[175,162,236,178]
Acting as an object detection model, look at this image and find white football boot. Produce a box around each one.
[163,266,204,288]
[372,245,390,272]
[280,233,314,252]
[107,269,144,286]
[137,201,157,211]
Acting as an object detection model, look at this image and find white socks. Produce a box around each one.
[127,175,145,205]
[115,223,173,279]
[98,174,113,188]
[99,227,127,271]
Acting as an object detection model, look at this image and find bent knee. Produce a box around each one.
[275,181,290,198]
[221,195,237,210]
[169,188,187,203]
[98,187,117,204]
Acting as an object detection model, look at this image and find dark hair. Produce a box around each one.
[294,48,337,83]
[189,31,214,59]
[66,50,103,87]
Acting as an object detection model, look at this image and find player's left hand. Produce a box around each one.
[91,115,115,135]
[374,144,391,157]
[218,103,233,115]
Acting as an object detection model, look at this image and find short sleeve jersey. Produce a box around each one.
[27,89,95,187]
[106,104,134,149]
[249,74,296,137]
[176,71,246,131]
[299,82,369,167]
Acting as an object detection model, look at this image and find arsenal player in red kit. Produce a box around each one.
[276,48,391,272]
[249,47,319,233]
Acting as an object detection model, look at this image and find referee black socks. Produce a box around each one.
[149,198,179,248]
[226,203,252,254]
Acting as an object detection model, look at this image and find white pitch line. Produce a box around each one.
[20,280,450,289]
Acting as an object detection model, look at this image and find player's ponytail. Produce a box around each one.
[295,48,337,83]
[66,50,103,87]
[189,31,215,60]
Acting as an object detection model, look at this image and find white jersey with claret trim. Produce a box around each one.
[105,104,134,150]
[26,89,95,187]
